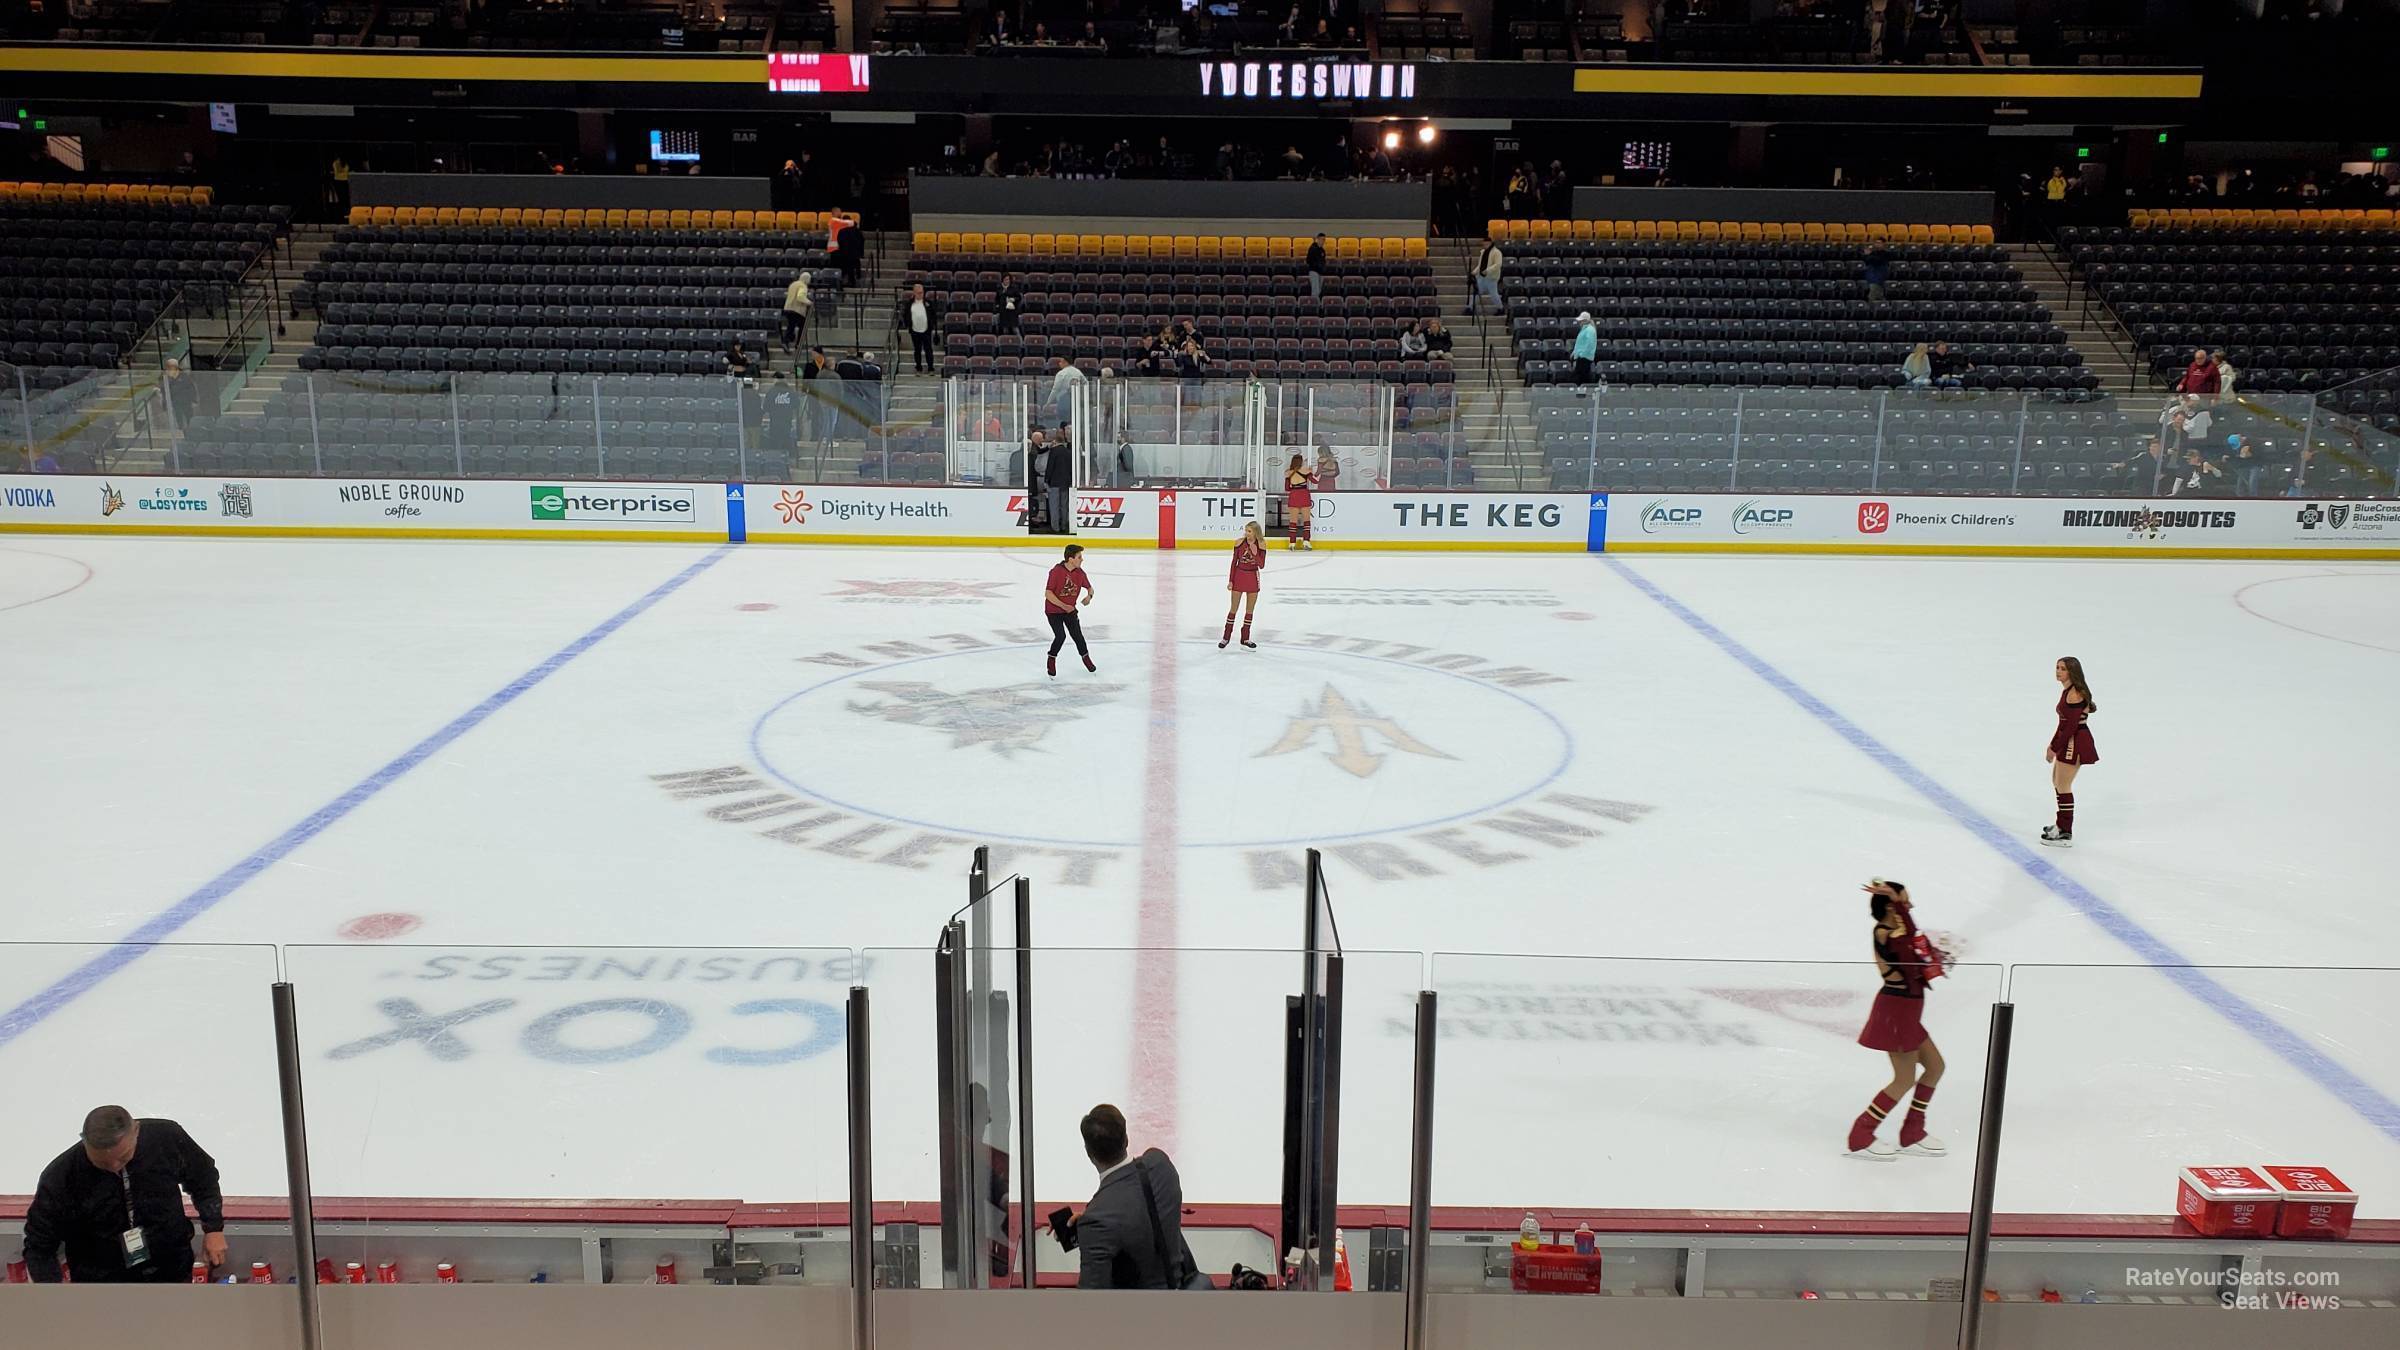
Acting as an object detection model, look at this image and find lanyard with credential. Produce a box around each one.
[121,1169,138,1230]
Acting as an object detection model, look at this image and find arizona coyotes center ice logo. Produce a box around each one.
[845,678,1127,757]
[1258,685,1455,778]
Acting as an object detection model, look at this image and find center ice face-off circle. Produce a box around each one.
[749,644,1573,850]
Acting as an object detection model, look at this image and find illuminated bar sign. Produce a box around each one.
[1200,61,1415,100]
[768,53,872,93]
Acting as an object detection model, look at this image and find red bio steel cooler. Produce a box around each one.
[1508,1244,1604,1295]
[2263,1166,2358,1240]
[2176,1166,2280,1237]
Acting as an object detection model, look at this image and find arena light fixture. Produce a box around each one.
[1383,129,1402,151]
[1417,123,1437,145]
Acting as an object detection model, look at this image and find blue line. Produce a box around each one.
[0,544,736,1052]
[1600,556,2400,1144]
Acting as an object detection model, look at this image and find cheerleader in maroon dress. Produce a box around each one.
[2041,657,2098,848]
[1847,879,1947,1162]
[1283,454,1317,550]
[1220,520,1265,650]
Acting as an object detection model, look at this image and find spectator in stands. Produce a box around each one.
[2212,349,2237,397]
[22,1107,226,1283]
[906,283,936,375]
[1137,326,1173,376]
[1306,234,1329,301]
[995,274,1024,336]
[162,358,195,438]
[1050,357,1086,425]
[329,156,351,218]
[2177,348,2219,397]
[782,272,814,353]
[2158,398,2189,456]
[1424,318,1453,359]
[1046,426,1074,533]
[1279,4,1302,42]
[2169,444,2226,498]
[1023,427,1048,513]
[2043,167,2070,228]
[2181,395,2213,449]
[1071,1103,1199,1291]
[1398,321,1428,359]
[990,8,1012,45]
[1502,163,1534,218]
[1900,342,1933,388]
[1571,311,1598,391]
[2125,436,2171,494]
[1927,340,1970,389]
[1316,445,1342,491]
[726,340,758,380]
[1311,17,1333,44]
[1469,238,1504,319]
[1863,246,1892,304]
[778,158,804,209]
[838,214,865,286]
[1081,21,1102,49]
[2225,435,2265,497]
[1175,336,1211,379]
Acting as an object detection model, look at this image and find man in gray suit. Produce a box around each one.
[1072,1103,1201,1290]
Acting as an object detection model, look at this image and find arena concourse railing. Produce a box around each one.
[8,364,2397,502]
[1,929,2393,1350]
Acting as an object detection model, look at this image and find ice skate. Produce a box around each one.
[1845,1140,1898,1163]
[1046,655,1056,678]
[2039,826,2073,848]
[1900,1136,1947,1157]
[1240,637,1259,650]
[1081,654,1096,673]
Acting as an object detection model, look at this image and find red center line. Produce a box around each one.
[1130,557,1180,1153]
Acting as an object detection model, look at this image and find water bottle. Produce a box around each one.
[1517,1213,1541,1252]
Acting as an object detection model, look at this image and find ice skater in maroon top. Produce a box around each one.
[1846,879,1947,1162]
[1043,544,1096,677]
[1220,520,1266,650]
[2041,656,2098,848]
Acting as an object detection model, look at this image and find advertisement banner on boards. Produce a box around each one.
[0,475,727,538]
[1309,491,1603,549]
[1605,493,2400,556]
[742,484,1161,543]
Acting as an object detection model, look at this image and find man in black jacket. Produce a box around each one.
[1305,233,1328,300]
[1045,422,1073,535]
[1071,1104,1199,1290]
[23,1106,226,1282]
[995,273,1024,336]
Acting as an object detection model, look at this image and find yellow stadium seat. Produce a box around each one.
[1103,234,1129,255]
[1405,237,1428,260]
[1076,234,1101,255]
[1196,236,1222,259]
[1031,233,1056,255]
[1239,236,1265,260]
[1007,232,1034,253]
[494,208,521,226]
[2367,210,2396,230]
[1800,222,1827,240]
[1486,218,1508,240]
[1168,235,1194,258]
[1673,222,1701,239]
[1527,219,1554,241]
[193,186,213,205]
[913,231,936,254]
[1148,234,1174,256]
[473,207,500,225]
[347,206,371,226]
[709,210,735,228]
[935,232,961,253]
[731,211,758,229]
[1506,219,1532,242]
[394,207,421,226]
[1266,236,1294,259]
[1357,239,1382,261]
[1123,235,1151,258]
[959,232,987,252]
[603,209,628,228]
[1970,224,1995,245]
[1632,220,1660,239]
[432,207,459,225]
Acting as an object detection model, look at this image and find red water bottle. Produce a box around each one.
[192,1262,209,1284]
[376,1261,400,1284]
[435,1262,459,1284]
[655,1256,678,1286]
[9,1258,32,1283]
[250,1261,275,1285]
[316,1258,337,1284]
[345,1262,367,1284]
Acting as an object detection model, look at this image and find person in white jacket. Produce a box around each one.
[781,272,813,352]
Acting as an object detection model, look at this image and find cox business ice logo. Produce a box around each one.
[1729,499,1795,535]
[530,485,698,523]
[1638,499,1703,533]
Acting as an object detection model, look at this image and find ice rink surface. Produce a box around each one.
[2,537,2396,1220]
